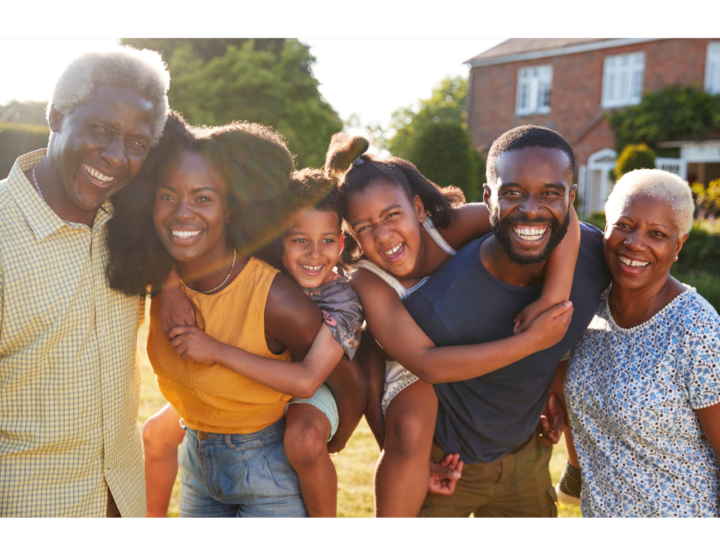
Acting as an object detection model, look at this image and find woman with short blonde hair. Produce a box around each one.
[565,169,720,517]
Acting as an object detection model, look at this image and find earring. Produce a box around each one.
[674,256,678,261]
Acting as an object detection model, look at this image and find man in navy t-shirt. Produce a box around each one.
[405,125,611,517]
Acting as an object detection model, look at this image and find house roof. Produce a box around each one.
[466,38,659,67]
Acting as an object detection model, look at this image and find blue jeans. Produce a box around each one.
[178,418,307,517]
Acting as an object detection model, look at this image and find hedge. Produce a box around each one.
[0,123,50,179]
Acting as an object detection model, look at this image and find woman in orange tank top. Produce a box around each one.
[107,112,325,517]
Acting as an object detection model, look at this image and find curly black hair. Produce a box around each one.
[106,111,296,296]
[324,132,465,265]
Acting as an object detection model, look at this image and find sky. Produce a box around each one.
[0,38,505,130]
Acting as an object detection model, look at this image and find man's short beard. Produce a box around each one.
[488,202,571,265]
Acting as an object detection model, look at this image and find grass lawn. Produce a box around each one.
[137,302,581,518]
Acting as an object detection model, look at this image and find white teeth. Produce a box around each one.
[514,226,547,240]
[619,256,649,268]
[302,265,322,271]
[83,163,113,183]
[384,243,403,256]
[172,230,201,239]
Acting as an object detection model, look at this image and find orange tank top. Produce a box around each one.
[147,257,292,434]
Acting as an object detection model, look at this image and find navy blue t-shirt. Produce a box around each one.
[403,223,611,464]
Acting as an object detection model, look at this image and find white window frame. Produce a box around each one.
[515,65,553,115]
[705,42,720,94]
[601,52,645,108]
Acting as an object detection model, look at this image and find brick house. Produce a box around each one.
[465,39,720,215]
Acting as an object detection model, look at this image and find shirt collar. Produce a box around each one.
[8,149,114,241]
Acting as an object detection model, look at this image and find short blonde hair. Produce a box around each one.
[48,45,170,145]
[604,169,694,234]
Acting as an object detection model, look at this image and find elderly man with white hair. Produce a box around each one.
[563,169,720,517]
[0,46,169,517]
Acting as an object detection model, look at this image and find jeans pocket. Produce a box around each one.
[257,437,302,498]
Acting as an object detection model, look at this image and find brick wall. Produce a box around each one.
[469,39,716,167]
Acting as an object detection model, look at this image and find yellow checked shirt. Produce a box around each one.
[0,151,146,517]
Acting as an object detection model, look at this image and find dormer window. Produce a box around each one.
[516,65,552,115]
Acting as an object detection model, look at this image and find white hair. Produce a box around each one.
[604,169,694,234]
[48,45,170,145]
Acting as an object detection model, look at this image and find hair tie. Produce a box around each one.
[352,156,364,166]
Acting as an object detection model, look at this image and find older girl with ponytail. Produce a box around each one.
[326,133,580,516]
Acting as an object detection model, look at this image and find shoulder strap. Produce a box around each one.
[354,260,410,300]
[423,218,457,256]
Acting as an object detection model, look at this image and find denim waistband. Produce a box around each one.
[183,417,286,446]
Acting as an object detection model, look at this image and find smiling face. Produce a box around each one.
[346,180,425,277]
[49,84,155,213]
[153,151,230,268]
[281,209,342,288]
[484,146,574,265]
[604,194,687,292]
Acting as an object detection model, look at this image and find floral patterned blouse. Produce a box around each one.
[566,287,720,517]
[303,271,363,361]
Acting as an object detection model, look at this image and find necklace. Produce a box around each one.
[184,249,237,294]
[32,166,44,201]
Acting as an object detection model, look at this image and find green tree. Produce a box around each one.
[411,122,482,201]
[387,76,469,160]
[120,39,284,62]
[121,38,342,169]
[614,143,656,179]
[383,76,484,200]
[607,85,720,152]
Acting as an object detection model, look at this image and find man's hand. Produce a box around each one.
[537,391,565,444]
[169,326,220,364]
[428,453,464,496]
[159,267,196,341]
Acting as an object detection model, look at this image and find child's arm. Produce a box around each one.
[170,323,344,400]
[514,206,581,333]
[157,265,197,340]
[439,203,493,250]
[352,269,574,385]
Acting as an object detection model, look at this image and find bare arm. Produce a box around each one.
[696,402,720,467]
[169,273,332,399]
[439,203,492,251]
[352,269,574,384]
[158,265,197,340]
[515,206,581,332]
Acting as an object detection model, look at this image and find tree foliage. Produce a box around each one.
[411,122,482,201]
[607,85,720,152]
[614,143,656,179]
[387,76,468,160]
[121,38,342,169]
[383,76,484,201]
[120,39,284,62]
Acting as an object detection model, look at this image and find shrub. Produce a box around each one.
[410,121,479,201]
[691,179,720,219]
[613,143,656,180]
[0,123,49,178]
[607,85,720,152]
